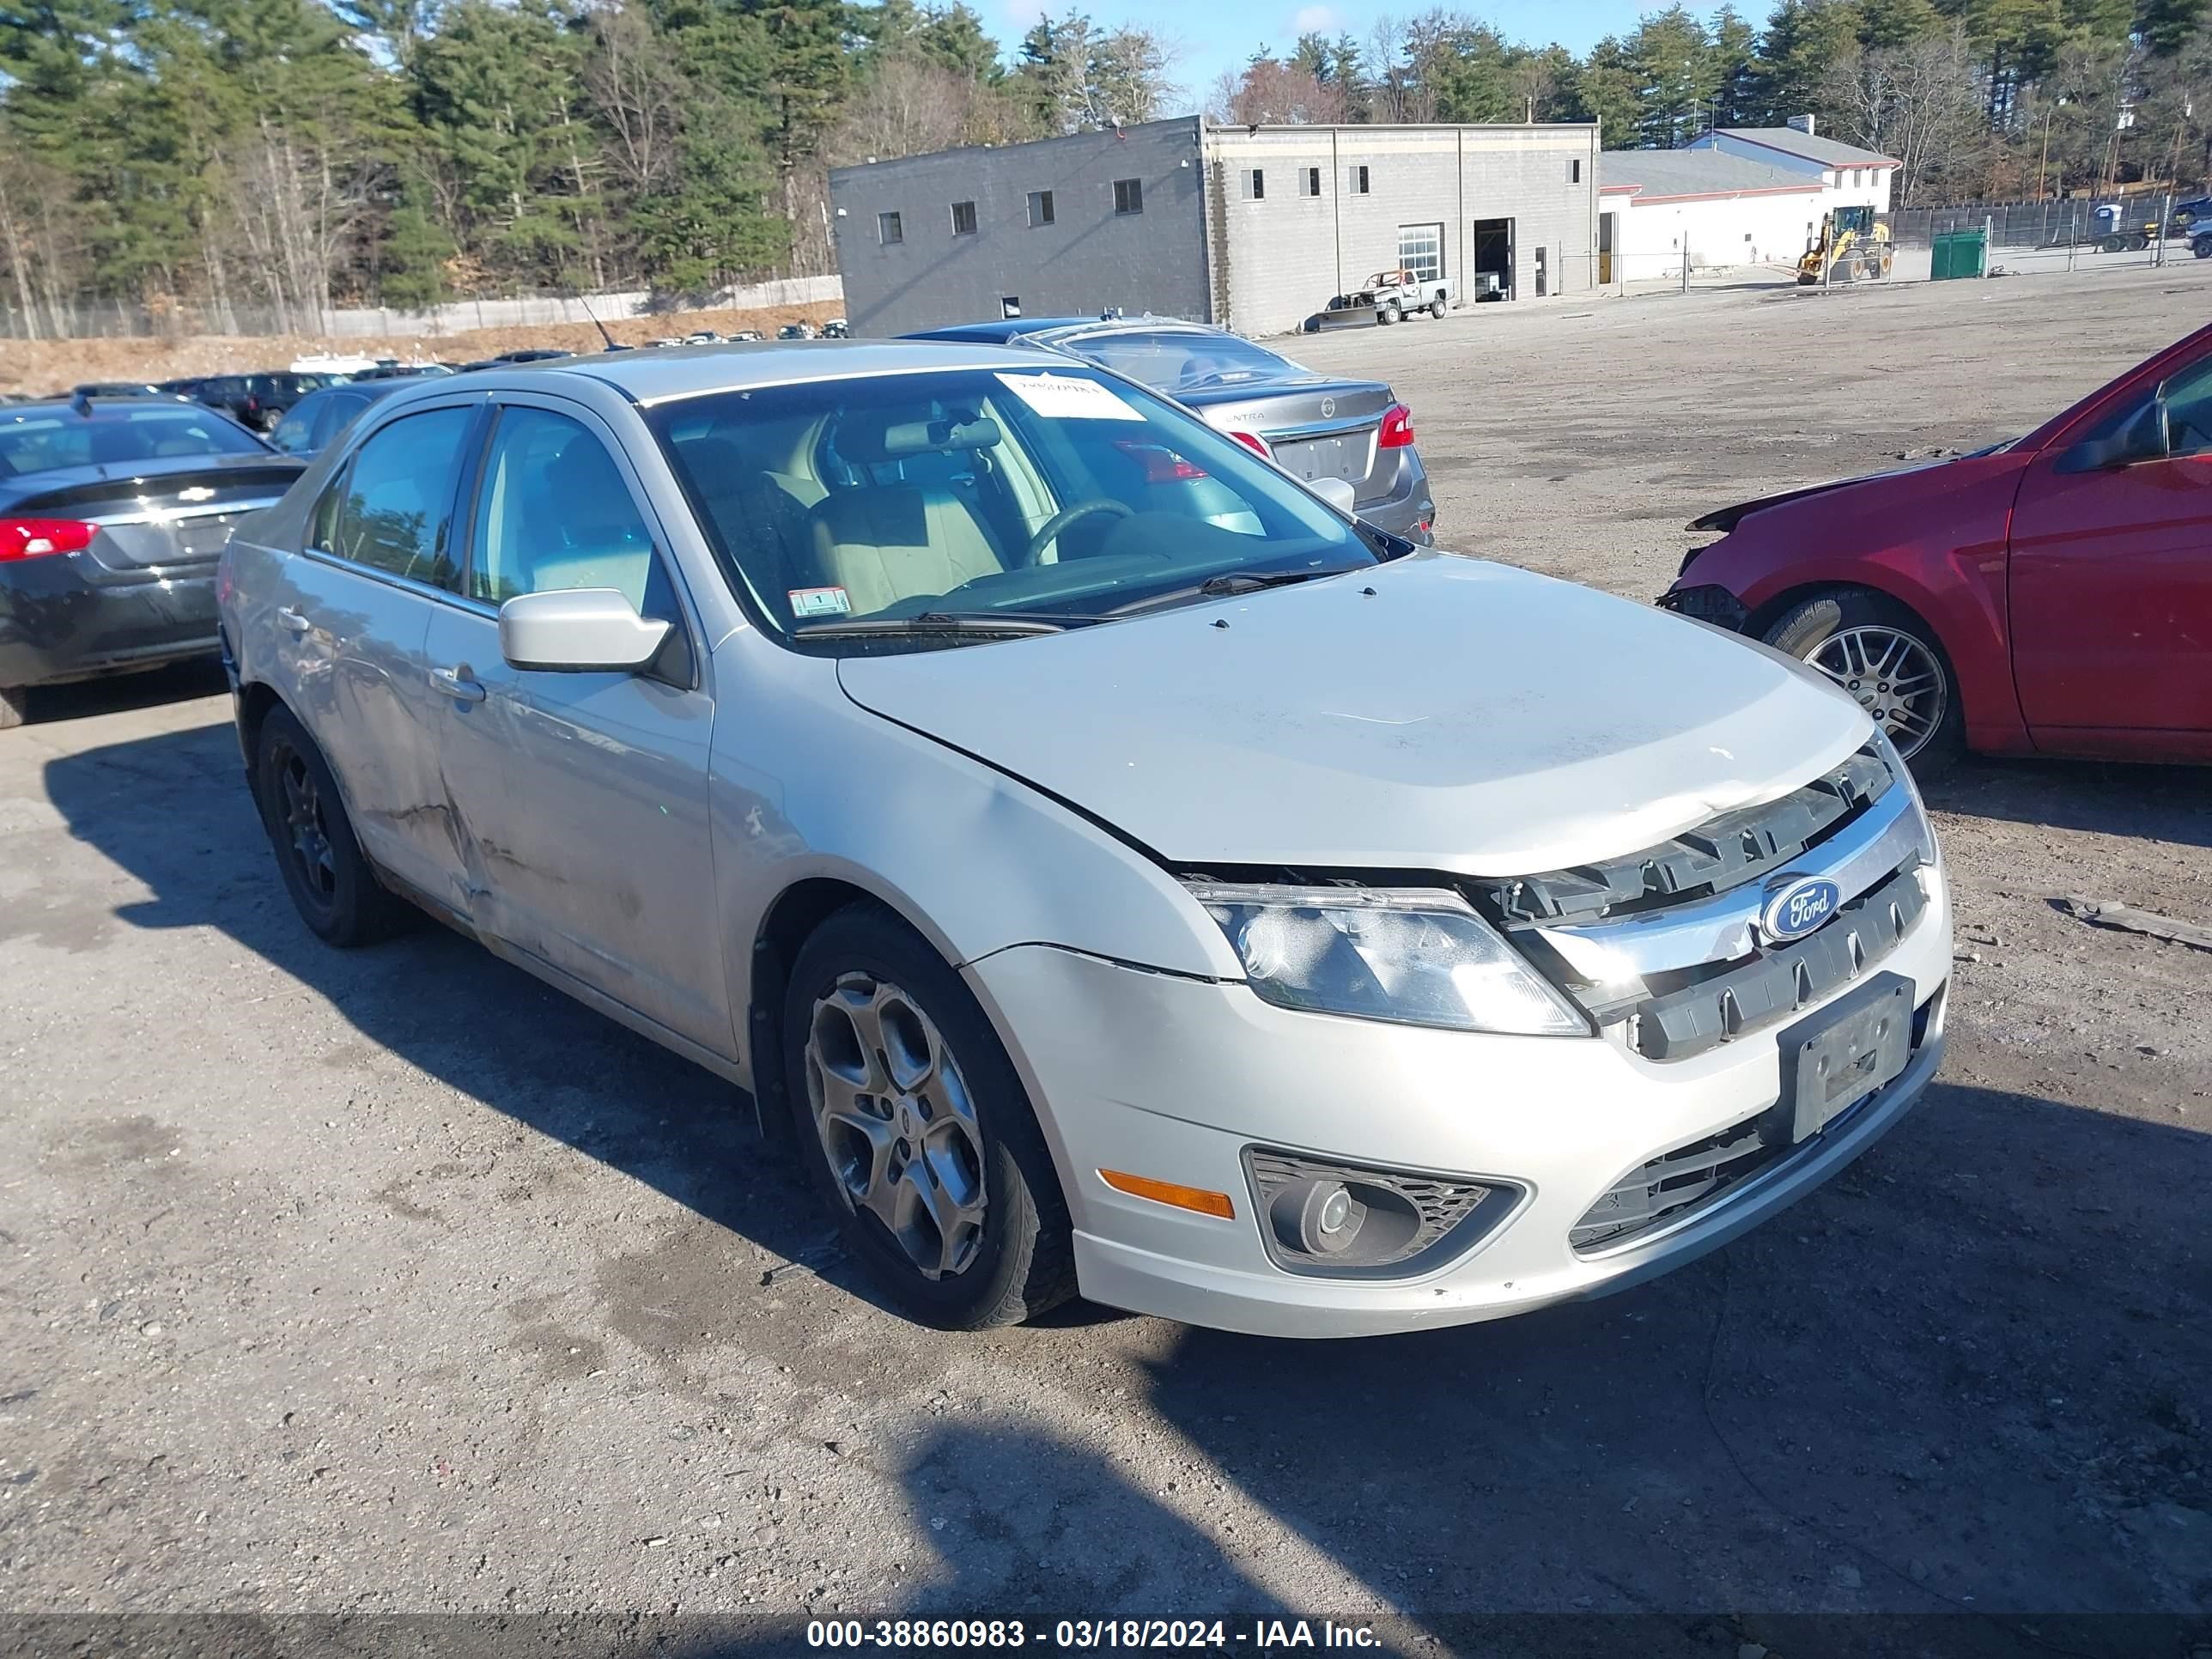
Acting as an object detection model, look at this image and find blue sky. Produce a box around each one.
[981,0,1654,107]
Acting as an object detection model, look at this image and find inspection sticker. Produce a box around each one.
[995,371,1145,422]
[787,586,851,617]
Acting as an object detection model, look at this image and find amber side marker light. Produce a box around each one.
[1097,1170,1236,1219]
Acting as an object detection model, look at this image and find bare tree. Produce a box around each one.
[586,3,684,198]
[1222,58,1350,123]
[1822,26,1988,206]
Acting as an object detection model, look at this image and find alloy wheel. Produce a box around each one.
[1808,624,1948,758]
[272,741,337,901]
[805,973,988,1280]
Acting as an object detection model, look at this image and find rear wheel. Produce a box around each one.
[2100,234,2126,252]
[1765,589,1965,776]
[0,684,24,731]
[1429,298,1447,319]
[783,904,1074,1330]
[252,707,410,946]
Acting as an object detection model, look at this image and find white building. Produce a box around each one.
[1597,149,1827,283]
[1683,124,1899,213]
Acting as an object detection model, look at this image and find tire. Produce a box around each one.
[1429,298,1447,319]
[2100,234,2125,252]
[1378,302,1401,325]
[0,684,24,731]
[252,706,410,946]
[1764,589,1965,777]
[782,903,1075,1331]
[2195,234,2212,260]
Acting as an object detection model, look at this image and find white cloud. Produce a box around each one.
[1289,4,1339,34]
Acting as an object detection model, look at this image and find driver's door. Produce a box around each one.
[422,394,732,1057]
[2008,349,2212,750]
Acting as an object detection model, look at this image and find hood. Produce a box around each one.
[1686,441,2020,534]
[836,554,1872,878]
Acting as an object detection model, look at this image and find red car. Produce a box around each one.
[1663,319,2212,773]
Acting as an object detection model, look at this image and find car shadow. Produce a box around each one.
[1133,1079,2212,1619]
[38,714,894,1315]
[14,659,230,727]
[1923,755,2212,851]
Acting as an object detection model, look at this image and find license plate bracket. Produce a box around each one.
[1776,972,1915,1144]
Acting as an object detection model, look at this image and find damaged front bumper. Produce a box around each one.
[1656,583,1750,631]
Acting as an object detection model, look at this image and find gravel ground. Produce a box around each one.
[3,265,2209,1650]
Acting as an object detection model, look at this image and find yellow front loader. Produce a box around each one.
[1797,204,1894,284]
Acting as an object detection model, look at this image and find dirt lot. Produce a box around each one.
[3,266,2209,1650]
[0,300,847,398]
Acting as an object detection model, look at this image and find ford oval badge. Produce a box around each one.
[1760,875,1841,942]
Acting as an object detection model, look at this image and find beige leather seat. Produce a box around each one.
[805,484,1006,617]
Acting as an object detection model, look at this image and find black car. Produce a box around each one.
[905,316,1437,542]
[267,379,419,459]
[0,398,304,726]
[71,381,171,399]
[190,372,317,432]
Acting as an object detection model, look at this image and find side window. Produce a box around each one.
[312,392,368,450]
[270,404,316,454]
[325,406,473,586]
[469,406,661,615]
[2160,356,2212,459]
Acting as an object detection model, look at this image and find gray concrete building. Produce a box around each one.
[829,116,1601,338]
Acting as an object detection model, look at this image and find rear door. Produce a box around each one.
[2008,346,2212,750]
[421,392,728,1056]
[273,398,486,903]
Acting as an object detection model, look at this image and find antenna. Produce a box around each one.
[575,291,619,352]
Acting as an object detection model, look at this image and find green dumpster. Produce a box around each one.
[1931,229,1986,281]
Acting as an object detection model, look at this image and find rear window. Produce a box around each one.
[0,408,268,477]
[1060,331,1298,395]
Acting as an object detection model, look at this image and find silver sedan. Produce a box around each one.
[218,342,1950,1335]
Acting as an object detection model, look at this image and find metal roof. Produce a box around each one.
[520,338,1066,405]
[1707,127,1900,167]
[1598,149,1820,198]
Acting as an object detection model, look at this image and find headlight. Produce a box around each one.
[1186,882,1591,1036]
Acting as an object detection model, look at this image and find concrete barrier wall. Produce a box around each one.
[321,276,846,338]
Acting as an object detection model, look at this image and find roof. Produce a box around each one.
[1599,149,1824,200]
[523,338,1087,406]
[1708,127,1899,168]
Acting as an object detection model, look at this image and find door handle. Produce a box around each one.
[276,606,312,635]
[428,665,487,705]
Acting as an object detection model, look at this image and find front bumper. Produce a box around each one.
[0,555,221,690]
[1656,582,1749,631]
[963,872,1950,1338]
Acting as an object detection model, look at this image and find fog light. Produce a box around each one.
[1247,1149,1518,1279]
[1294,1180,1363,1255]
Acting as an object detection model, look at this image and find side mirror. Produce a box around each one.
[2058,396,2171,473]
[1309,476,1358,515]
[499,587,672,673]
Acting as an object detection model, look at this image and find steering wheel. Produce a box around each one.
[1024,499,1133,564]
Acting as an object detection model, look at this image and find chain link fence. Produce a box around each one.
[1878,197,2210,280]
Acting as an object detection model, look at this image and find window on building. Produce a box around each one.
[1000,295,1023,319]
[878,210,902,246]
[1397,222,1443,285]
[1571,158,1582,184]
[951,199,977,235]
[1114,177,1143,215]
[1027,189,1054,227]
[1248,168,1265,201]
[1304,166,1322,197]
[1352,165,1370,194]
[1534,246,1548,296]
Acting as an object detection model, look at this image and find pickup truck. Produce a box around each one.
[1316,269,1454,328]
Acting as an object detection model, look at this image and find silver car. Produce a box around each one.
[218,342,1953,1337]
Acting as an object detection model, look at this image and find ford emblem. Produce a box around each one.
[1759,875,1841,942]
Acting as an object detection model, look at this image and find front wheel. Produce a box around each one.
[1378,302,1401,325]
[783,905,1075,1330]
[2194,234,2212,260]
[1764,590,1965,776]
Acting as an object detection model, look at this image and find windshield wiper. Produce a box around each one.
[792,610,1073,640]
[1103,565,1366,617]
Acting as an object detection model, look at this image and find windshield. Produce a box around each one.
[0,406,268,477]
[650,365,1376,647]
[1055,331,1298,394]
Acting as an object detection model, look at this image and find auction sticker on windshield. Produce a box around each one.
[996,372,1143,421]
[789,586,852,617]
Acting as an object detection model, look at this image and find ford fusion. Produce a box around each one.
[216,343,1952,1336]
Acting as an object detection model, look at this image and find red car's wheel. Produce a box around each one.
[1765,590,1965,776]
